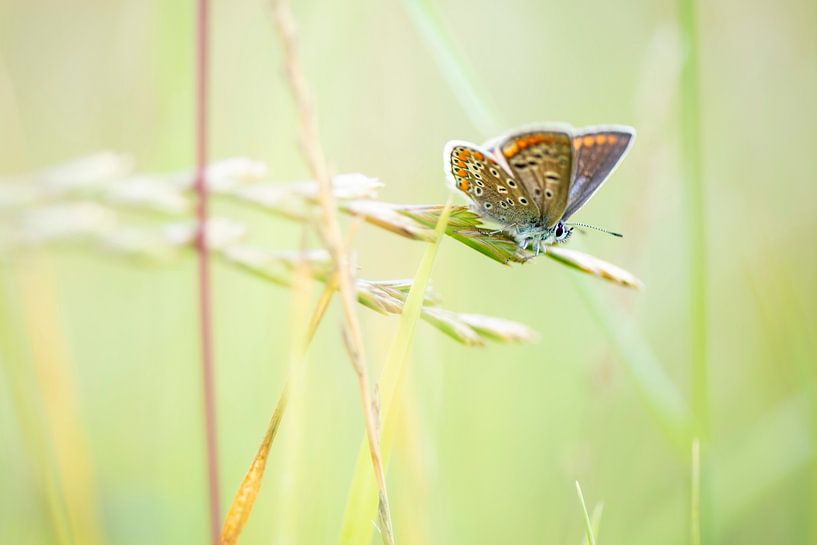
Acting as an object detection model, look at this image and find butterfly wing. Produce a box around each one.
[485,126,573,229]
[563,126,635,221]
[444,140,540,227]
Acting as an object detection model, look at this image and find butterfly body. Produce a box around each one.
[444,123,635,255]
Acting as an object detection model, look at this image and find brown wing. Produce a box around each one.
[564,127,635,220]
[488,129,573,228]
[444,141,539,227]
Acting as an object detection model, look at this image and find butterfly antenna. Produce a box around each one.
[565,222,623,238]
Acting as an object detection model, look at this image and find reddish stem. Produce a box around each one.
[194,0,221,541]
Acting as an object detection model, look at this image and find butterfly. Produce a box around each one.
[444,123,635,255]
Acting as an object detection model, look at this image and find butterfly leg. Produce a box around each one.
[487,222,518,236]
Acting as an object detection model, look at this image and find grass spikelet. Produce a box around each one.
[33,152,133,194]
[453,312,540,343]
[343,200,436,242]
[546,246,644,289]
[397,204,526,264]
[419,307,484,346]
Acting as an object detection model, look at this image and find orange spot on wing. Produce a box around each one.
[503,143,519,157]
[454,168,467,176]
[607,135,618,144]
[458,179,470,191]
[582,136,595,147]
[473,151,484,160]
[595,134,607,145]
[573,139,583,150]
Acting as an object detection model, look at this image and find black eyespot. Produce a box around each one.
[483,202,492,209]
[518,197,528,205]
[545,189,554,199]
[496,186,508,193]
[500,201,508,208]
[514,162,527,169]
[489,168,499,177]
[507,179,517,187]
[534,188,542,196]
[474,187,483,196]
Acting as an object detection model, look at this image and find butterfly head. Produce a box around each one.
[554,221,573,244]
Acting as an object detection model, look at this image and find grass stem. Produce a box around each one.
[193,0,222,539]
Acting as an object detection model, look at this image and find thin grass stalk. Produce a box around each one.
[679,0,709,539]
[193,0,221,540]
[575,482,597,545]
[338,202,452,545]
[271,2,395,542]
[679,0,708,444]
[401,0,691,447]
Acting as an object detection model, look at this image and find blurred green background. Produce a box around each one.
[1,0,816,544]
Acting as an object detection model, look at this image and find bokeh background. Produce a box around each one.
[1,0,816,544]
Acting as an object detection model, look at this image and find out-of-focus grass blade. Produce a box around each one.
[547,246,643,289]
[574,277,691,443]
[401,0,499,135]
[576,482,597,545]
[691,438,701,545]
[338,201,452,545]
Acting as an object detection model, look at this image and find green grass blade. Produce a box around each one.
[575,482,597,545]
[338,200,453,545]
